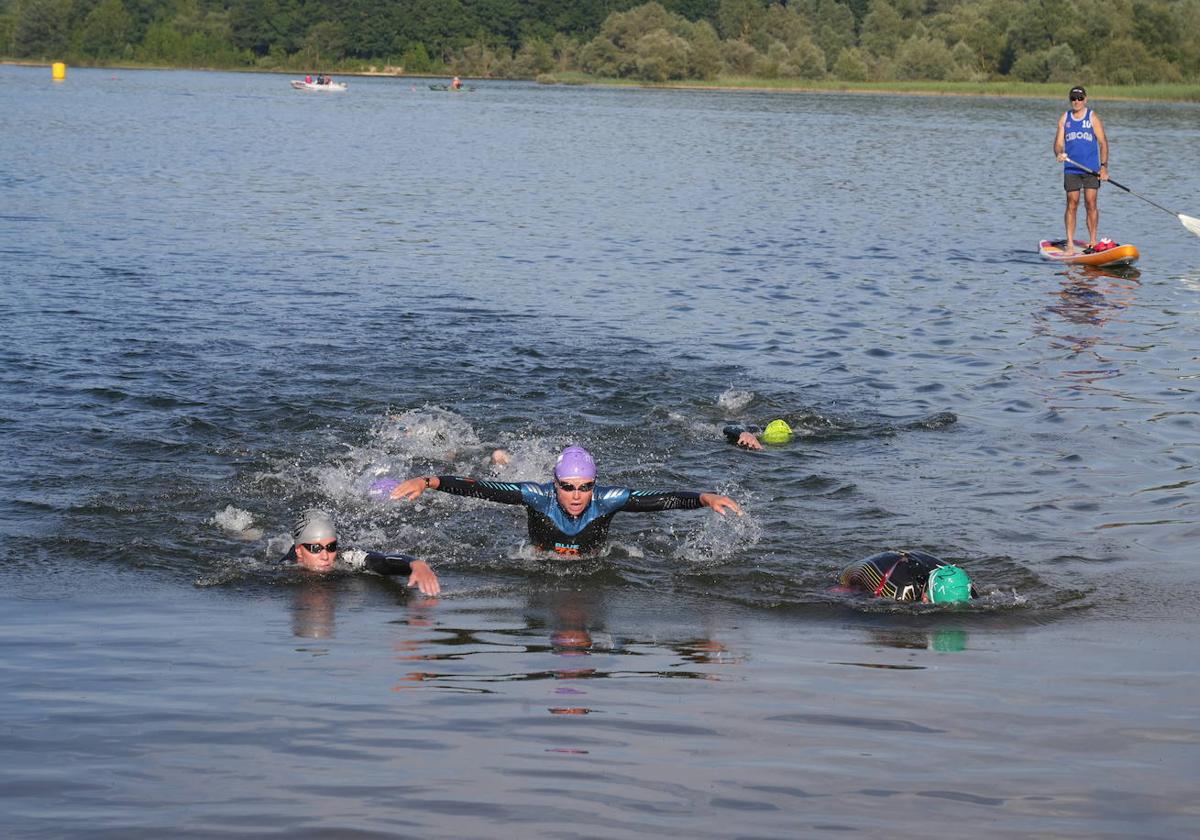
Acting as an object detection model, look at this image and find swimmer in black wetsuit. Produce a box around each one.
[837,550,976,603]
[281,509,441,595]
[723,419,794,450]
[391,444,742,555]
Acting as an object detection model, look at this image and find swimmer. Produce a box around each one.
[723,419,793,451]
[836,550,975,603]
[282,509,441,595]
[391,444,742,555]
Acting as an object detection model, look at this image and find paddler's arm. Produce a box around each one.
[1093,112,1109,180]
[1053,112,1067,161]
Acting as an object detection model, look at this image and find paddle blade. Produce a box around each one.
[1179,214,1200,238]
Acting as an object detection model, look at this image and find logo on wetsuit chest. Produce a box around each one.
[553,542,582,555]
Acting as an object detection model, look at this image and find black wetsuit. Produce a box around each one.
[838,550,978,602]
[723,424,764,443]
[280,547,417,575]
[434,475,704,555]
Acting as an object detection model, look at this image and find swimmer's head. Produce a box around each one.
[761,419,793,444]
[554,445,596,481]
[927,564,972,603]
[293,508,337,545]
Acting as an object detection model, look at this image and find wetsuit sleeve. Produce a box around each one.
[723,424,762,443]
[435,475,526,505]
[620,489,704,512]
[360,552,416,576]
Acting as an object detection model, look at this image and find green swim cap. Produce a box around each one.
[761,419,793,444]
[927,565,972,603]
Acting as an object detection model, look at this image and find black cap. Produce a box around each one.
[1069,86,1086,99]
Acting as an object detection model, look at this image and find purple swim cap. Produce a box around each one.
[554,445,596,480]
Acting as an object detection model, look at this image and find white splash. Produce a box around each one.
[208,505,263,540]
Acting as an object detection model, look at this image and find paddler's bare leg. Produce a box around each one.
[1064,189,1080,254]
[1083,187,1099,248]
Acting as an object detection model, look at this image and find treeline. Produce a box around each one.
[2,0,1198,84]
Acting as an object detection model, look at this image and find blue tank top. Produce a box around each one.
[1063,108,1100,174]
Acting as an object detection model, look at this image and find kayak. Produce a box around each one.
[1038,239,1139,267]
[291,80,348,92]
[429,84,474,91]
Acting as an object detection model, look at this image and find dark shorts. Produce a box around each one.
[1064,172,1100,192]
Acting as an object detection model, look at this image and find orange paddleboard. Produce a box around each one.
[1039,239,1139,267]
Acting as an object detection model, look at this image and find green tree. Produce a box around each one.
[859,0,906,59]
[79,0,133,58]
[716,0,764,40]
[300,19,345,63]
[634,27,690,80]
[13,0,72,57]
[832,45,868,80]
[688,18,722,78]
[719,37,756,73]
[400,41,434,72]
[894,32,955,79]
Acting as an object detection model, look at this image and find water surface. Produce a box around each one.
[2,67,1199,837]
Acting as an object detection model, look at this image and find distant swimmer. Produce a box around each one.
[391,444,742,555]
[723,419,793,451]
[837,550,976,603]
[451,76,462,90]
[281,509,441,595]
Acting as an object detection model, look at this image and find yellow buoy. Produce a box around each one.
[52,62,67,81]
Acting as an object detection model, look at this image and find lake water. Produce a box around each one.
[3,66,1199,837]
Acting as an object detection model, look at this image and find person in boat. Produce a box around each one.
[723,419,794,451]
[305,74,312,84]
[451,76,462,90]
[836,549,976,603]
[390,444,742,556]
[281,508,441,594]
[1054,85,1110,254]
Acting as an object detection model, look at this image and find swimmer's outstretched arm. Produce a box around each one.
[700,493,743,516]
[723,424,763,451]
[352,552,442,596]
[392,475,526,505]
[392,476,440,500]
[621,489,743,516]
[404,560,441,596]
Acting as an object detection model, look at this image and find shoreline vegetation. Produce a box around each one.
[8,60,1198,103]
[4,0,1198,102]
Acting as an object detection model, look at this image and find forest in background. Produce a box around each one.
[3,0,1199,85]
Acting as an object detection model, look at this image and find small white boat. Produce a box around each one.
[291,79,348,92]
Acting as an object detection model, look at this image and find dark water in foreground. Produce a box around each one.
[2,67,1199,837]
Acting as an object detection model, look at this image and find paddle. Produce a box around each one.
[1065,157,1200,238]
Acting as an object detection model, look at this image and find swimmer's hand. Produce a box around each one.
[737,432,763,451]
[700,493,743,516]
[391,476,440,500]
[407,560,441,596]
[491,448,510,466]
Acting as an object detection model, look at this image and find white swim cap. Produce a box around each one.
[293,509,337,545]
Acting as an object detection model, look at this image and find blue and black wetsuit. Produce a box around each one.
[281,547,418,575]
[839,550,977,601]
[433,476,704,555]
